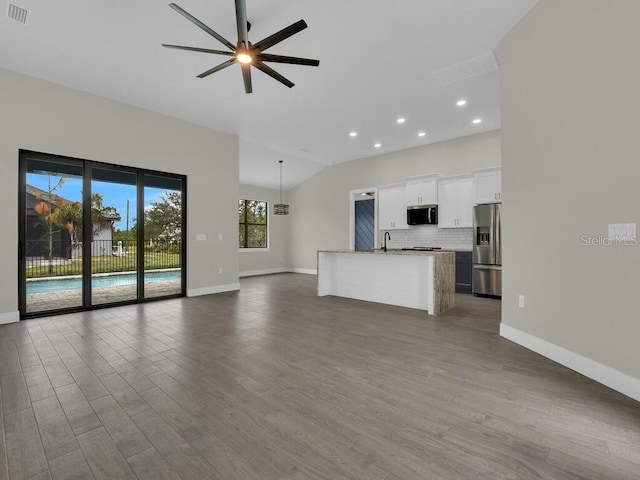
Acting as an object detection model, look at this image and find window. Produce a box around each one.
[239,199,268,248]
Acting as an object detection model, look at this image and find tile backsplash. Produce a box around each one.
[378,225,472,250]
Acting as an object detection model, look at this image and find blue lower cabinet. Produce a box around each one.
[455,251,472,294]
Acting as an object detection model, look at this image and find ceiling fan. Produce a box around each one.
[162,1,320,93]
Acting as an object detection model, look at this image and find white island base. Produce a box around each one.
[317,250,455,315]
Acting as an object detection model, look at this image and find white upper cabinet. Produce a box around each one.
[378,184,408,230]
[472,167,501,204]
[438,175,473,228]
[404,173,443,206]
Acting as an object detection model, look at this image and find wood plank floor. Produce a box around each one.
[1,273,639,479]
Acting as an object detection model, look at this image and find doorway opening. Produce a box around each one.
[349,188,377,251]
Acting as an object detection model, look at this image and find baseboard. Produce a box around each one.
[0,311,20,325]
[239,268,288,278]
[288,268,317,275]
[187,283,240,297]
[500,323,640,402]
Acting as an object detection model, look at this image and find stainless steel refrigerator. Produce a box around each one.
[472,203,502,297]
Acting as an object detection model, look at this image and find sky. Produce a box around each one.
[27,173,171,231]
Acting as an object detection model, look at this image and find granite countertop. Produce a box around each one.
[318,249,455,256]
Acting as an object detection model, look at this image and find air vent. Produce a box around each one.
[433,51,498,86]
[6,2,30,25]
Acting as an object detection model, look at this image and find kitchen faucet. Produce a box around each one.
[383,231,391,252]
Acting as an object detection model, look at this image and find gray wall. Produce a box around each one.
[0,68,239,320]
[287,131,501,270]
[239,184,288,275]
[501,0,640,382]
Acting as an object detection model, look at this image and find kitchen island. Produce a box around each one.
[317,250,455,315]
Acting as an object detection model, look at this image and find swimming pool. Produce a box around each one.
[27,270,181,294]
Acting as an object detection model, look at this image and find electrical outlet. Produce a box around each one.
[218,267,223,275]
[518,295,525,309]
[218,233,223,241]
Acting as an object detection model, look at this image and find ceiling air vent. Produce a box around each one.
[6,2,30,25]
[433,51,498,86]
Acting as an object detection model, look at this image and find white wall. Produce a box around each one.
[0,68,239,322]
[500,0,640,398]
[287,131,501,270]
[239,184,288,276]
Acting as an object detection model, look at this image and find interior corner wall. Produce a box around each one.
[286,131,501,271]
[500,0,640,396]
[0,67,239,319]
[239,184,288,276]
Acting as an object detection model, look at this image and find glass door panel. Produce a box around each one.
[22,156,84,314]
[90,167,138,306]
[143,174,184,298]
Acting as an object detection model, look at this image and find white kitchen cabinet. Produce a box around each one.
[404,173,442,206]
[472,167,501,204]
[438,175,473,228]
[378,184,408,230]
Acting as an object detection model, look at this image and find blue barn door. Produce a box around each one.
[354,199,375,251]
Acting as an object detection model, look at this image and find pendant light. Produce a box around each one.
[274,160,289,215]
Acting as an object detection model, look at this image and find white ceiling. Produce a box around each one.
[0,0,538,189]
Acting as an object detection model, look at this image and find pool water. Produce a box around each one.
[27,270,181,294]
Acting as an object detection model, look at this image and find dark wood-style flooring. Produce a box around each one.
[1,273,639,479]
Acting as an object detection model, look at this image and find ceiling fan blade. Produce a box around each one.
[197,58,237,78]
[253,19,307,52]
[241,63,252,94]
[254,61,294,88]
[258,53,319,67]
[162,44,235,56]
[234,0,249,49]
[169,3,236,51]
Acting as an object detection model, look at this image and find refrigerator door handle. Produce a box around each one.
[495,205,501,264]
[473,264,501,271]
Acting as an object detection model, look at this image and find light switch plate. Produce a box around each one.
[196,233,206,241]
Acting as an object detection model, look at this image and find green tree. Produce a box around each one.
[144,192,182,242]
[33,184,120,274]
[89,193,120,237]
[33,176,73,273]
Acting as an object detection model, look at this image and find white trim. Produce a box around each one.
[0,311,20,325]
[187,283,240,297]
[239,248,271,253]
[239,268,287,278]
[289,268,317,275]
[500,323,640,402]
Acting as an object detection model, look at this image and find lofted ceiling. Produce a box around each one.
[0,0,538,189]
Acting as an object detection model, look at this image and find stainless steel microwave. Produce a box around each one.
[407,205,438,225]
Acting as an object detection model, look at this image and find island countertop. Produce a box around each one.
[317,249,455,256]
[317,250,455,315]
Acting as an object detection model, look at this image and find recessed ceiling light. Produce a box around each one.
[397,118,406,124]
[374,143,381,148]
[456,99,467,107]
[472,118,482,124]
[418,132,426,137]
[349,131,357,137]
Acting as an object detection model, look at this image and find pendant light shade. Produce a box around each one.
[274,160,289,215]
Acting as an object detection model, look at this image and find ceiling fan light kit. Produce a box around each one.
[162,0,320,93]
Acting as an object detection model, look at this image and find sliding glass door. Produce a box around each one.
[20,156,84,314]
[19,151,186,318]
[90,166,138,306]
[143,174,185,299]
